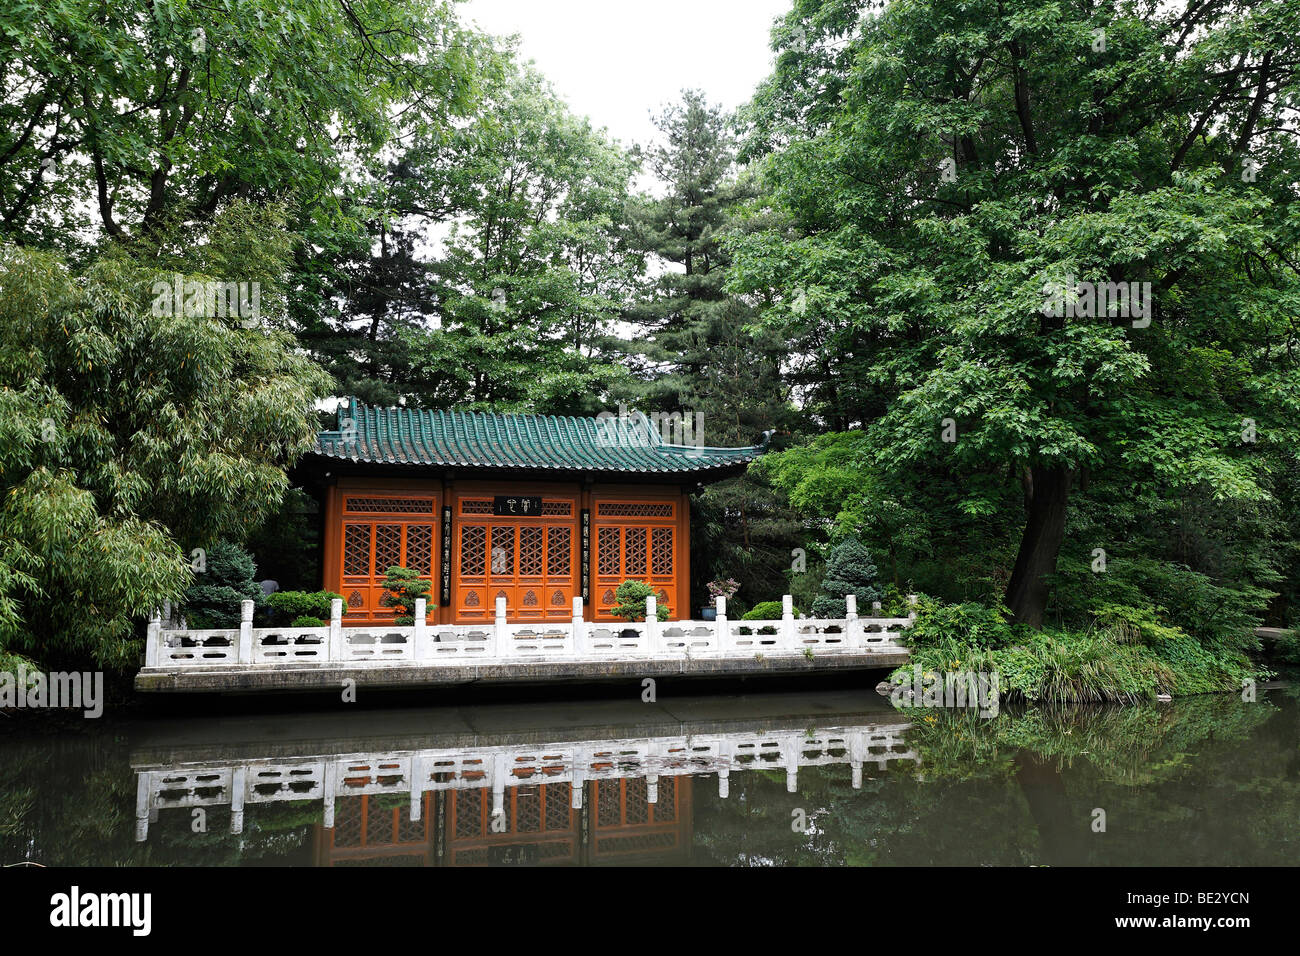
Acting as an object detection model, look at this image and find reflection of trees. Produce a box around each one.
[0,736,320,866]
[693,691,1300,866]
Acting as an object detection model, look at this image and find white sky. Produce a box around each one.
[460,0,793,150]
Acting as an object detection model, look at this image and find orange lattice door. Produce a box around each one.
[591,501,677,621]
[455,498,576,623]
[338,495,437,624]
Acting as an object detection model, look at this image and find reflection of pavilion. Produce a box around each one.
[317,778,692,866]
[129,695,917,866]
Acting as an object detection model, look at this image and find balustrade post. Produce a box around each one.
[784,734,800,793]
[572,761,585,810]
[230,766,245,835]
[413,598,428,660]
[845,593,860,649]
[238,599,254,663]
[134,773,151,842]
[645,595,658,655]
[329,598,344,662]
[908,594,918,619]
[781,594,795,649]
[572,597,585,656]
[872,600,882,616]
[494,595,508,657]
[145,609,162,667]
[410,756,423,823]
[715,595,728,651]
[322,763,337,830]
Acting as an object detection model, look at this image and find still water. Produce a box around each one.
[2,686,1298,866]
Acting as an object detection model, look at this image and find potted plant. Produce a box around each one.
[611,580,670,637]
[704,578,740,619]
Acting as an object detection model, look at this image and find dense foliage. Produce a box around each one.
[2,0,1297,697]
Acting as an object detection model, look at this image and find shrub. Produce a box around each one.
[810,536,881,618]
[611,580,670,622]
[380,566,431,626]
[290,615,324,628]
[182,541,262,628]
[904,599,1017,651]
[267,590,345,623]
[742,600,802,620]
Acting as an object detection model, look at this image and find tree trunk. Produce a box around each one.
[1004,465,1073,628]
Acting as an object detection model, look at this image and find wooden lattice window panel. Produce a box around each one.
[334,797,363,847]
[343,525,371,576]
[597,527,620,574]
[657,778,676,818]
[624,778,649,824]
[456,791,484,837]
[346,497,434,514]
[651,527,674,575]
[516,788,541,832]
[406,525,432,575]
[461,526,486,576]
[597,781,621,826]
[624,527,647,575]
[460,499,492,514]
[541,501,572,515]
[490,527,515,575]
[547,527,570,575]
[374,524,402,575]
[597,502,674,518]
[546,784,572,830]
[519,526,544,576]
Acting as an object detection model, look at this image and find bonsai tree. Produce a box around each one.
[810,536,881,618]
[182,540,262,628]
[380,566,432,625]
[611,580,670,622]
[267,590,346,627]
[742,600,802,620]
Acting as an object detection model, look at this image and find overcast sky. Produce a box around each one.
[460,0,793,150]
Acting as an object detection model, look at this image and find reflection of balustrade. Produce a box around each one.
[143,593,915,672]
[132,722,919,842]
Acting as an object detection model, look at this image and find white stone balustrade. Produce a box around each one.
[142,594,915,672]
[132,720,920,841]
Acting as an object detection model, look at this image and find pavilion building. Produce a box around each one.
[293,399,768,626]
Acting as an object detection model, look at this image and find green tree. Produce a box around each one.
[0,0,482,251]
[625,91,802,607]
[0,211,330,669]
[811,536,881,618]
[732,0,1300,629]
[182,541,261,628]
[380,567,431,626]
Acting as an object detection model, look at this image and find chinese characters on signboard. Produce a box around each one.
[493,495,542,516]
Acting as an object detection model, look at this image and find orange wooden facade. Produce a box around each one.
[321,476,692,625]
[313,777,693,866]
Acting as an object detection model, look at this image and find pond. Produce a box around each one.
[2,685,1297,866]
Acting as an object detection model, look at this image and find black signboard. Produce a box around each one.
[440,505,452,605]
[580,508,591,603]
[493,495,542,516]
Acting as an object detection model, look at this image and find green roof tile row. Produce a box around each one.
[310,399,769,475]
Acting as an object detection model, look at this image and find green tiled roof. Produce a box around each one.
[310,399,769,475]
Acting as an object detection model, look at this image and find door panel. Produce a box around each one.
[457,518,575,622]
